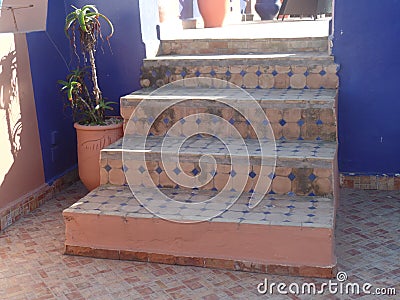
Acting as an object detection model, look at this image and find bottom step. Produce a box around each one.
[63,185,337,278]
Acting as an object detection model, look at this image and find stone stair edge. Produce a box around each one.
[120,88,337,103]
[101,137,337,163]
[63,184,335,229]
[160,36,329,42]
[144,53,335,62]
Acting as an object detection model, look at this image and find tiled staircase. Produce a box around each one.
[63,30,339,278]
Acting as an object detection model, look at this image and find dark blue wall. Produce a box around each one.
[334,0,400,175]
[26,0,145,183]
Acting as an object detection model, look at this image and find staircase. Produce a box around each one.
[63,25,339,278]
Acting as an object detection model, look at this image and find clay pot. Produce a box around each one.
[255,0,281,20]
[197,0,230,28]
[74,120,123,191]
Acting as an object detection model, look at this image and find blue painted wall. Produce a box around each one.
[334,0,400,175]
[26,0,145,182]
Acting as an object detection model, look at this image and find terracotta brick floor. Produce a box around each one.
[0,182,398,299]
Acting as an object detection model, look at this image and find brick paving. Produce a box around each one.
[0,182,398,299]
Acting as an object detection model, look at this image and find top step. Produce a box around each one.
[160,37,328,56]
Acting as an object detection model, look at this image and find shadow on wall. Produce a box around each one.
[0,33,44,209]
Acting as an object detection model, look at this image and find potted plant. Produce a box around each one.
[59,4,123,191]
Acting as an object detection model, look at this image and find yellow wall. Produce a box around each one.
[0,33,45,209]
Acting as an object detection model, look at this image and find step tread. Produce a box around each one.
[161,36,328,42]
[103,137,336,169]
[145,52,334,63]
[122,87,337,104]
[64,184,334,228]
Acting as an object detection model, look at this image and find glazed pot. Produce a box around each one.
[255,0,281,20]
[197,0,230,28]
[74,120,123,191]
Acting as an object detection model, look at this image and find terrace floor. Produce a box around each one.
[160,18,330,40]
[0,183,398,299]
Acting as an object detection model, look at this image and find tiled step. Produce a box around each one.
[160,37,328,56]
[100,136,337,197]
[121,88,337,142]
[140,53,339,89]
[63,184,336,278]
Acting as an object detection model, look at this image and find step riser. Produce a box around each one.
[63,212,336,278]
[121,101,337,142]
[160,38,328,56]
[140,63,339,90]
[100,154,334,196]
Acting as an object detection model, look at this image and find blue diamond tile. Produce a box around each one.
[192,168,199,176]
[173,167,181,175]
[297,119,305,126]
[120,203,127,206]
[272,70,278,76]
[240,70,247,77]
[101,201,109,205]
[279,119,287,126]
[196,118,201,125]
[304,70,310,77]
[151,70,157,78]
[316,136,322,141]
[256,70,262,77]
[166,70,172,77]
[307,214,315,217]
[245,119,251,125]
[157,184,163,188]
[308,192,316,196]
[262,119,269,126]
[156,167,163,174]
[268,172,275,180]
[180,118,186,124]
[288,71,294,77]
[210,70,216,76]
[211,187,218,191]
[230,170,237,177]
[138,166,146,174]
[148,116,154,123]
[287,205,295,209]
[288,173,296,181]
[249,171,256,179]
[163,118,170,124]
[210,170,217,177]
[229,118,235,125]
[316,119,323,125]
[210,116,219,124]
[309,173,317,181]
[104,165,111,172]
[132,116,139,123]
[225,70,232,77]
[308,206,317,210]
[180,70,187,77]
[195,70,201,77]
[123,165,129,172]
[319,70,327,76]
[284,212,292,216]
[287,192,295,196]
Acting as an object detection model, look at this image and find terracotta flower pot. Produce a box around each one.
[74,120,123,191]
[197,0,230,28]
